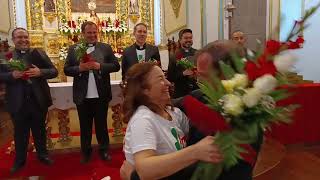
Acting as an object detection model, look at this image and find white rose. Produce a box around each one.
[253,74,277,94]
[274,53,297,73]
[222,94,244,116]
[242,88,262,108]
[233,74,248,88]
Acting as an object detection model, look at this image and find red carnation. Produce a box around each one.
[5,52,13,60]
[265,40,282,56]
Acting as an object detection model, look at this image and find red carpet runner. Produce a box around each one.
[0,144,124,180]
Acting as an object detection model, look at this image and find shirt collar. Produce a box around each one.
[135,43,146,50]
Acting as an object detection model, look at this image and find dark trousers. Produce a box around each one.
[10,96,48,164]
[76,98,109,155]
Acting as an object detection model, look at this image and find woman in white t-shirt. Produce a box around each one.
[120,62,222,180]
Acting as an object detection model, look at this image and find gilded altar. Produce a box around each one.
[23,0,155,82]
[10,0,157,150]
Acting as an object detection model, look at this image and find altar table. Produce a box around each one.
[47,81,124,150]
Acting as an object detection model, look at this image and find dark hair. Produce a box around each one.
[195,40,244,75]
[134,22,148,32]
[179,29,192,40]
[81,21,97,32]
[122,62,172,123]
[11,28,28,38]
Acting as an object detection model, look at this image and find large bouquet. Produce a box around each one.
[186,4,320,180]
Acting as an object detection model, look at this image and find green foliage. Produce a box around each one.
[219,61,235,79]
[74,39,87,61]
[231,52,245,73]
[176,58,195,69]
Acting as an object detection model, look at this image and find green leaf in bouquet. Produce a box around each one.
[176,58,195,69]
[219,61,235,79]
[231,52,245,73]
[191,162,223,180]
[268,89,292,102]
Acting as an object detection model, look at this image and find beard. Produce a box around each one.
[182,42,193,49]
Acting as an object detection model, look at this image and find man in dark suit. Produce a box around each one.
[167,29,198,98]
[64,21,120,163]
[0,28,58,173]
[121,23,160,80]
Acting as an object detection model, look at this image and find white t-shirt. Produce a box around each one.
[85,46,99,98]
[124,105,189,165]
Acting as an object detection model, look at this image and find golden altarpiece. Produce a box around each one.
[9,0,156,151]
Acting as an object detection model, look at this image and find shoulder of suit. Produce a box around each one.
[123,44,135,52]
[146,43,159,50]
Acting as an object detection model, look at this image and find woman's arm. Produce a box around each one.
[134,136,221,180]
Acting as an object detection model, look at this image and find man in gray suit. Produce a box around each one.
[64,21,120,163]
[0,28,58,173]
[121,23,160,80]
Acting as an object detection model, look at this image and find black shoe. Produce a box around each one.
[99,151,112,161]
[38,157,53,165]
[81,153,92,164]
[10,161,25,174]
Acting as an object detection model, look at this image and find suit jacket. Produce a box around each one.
[121,43,160,80]
[167,48,198,98]
[0,48,58,113]
[64,42,120,105]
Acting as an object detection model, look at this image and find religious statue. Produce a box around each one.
[89,11,101,28]
[129,0,139,14]
[44,0,56,12]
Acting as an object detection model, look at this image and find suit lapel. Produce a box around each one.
[145,44,151,61]
[131,45,139,63]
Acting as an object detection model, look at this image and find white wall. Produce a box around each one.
[161,0,221,49]
[293,0,320,82]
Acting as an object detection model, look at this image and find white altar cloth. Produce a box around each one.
[49,80,123,110]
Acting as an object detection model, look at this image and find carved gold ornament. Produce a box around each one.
[169,0,182,18]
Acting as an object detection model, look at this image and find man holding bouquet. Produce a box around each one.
[0,28,58,173]
[167,29,198,98]
[64,21,120,163]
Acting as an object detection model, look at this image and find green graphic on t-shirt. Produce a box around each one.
[138,55,143,61]
[171,128,182,150]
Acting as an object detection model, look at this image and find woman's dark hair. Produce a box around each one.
[195,40,245,75]
[122,62,172,123]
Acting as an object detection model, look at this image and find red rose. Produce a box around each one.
[22,72,29,80]
[82,54,94,63]
[265,40,282,56]
[5,52,13,60]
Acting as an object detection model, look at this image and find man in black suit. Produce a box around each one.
[167,29,198,98]
[64,21,120,163]
[121,23,160,80]
[0,28,57,173]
